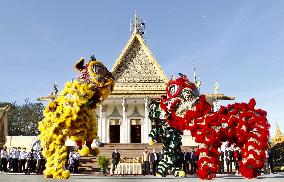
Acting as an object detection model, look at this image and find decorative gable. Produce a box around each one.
[112,37,166,83]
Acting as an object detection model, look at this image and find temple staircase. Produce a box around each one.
[79,143,163,174]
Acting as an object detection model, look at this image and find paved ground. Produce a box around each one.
[0,173,283,182]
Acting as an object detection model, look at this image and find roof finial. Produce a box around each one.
[193,59,196,82]
[214,80,219,94]
[275,122,283,137]
[130,12,146,38]
[134,11,138,32]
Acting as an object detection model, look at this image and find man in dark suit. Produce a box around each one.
[267,149,274,174]
[225,147,233,174]
[218,151,225,174]
[111,148,120,175]
[190,148,198,175]
[150,149,159,176]
[182,149,190,174]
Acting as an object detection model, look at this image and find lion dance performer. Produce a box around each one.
[148,99,184,177]
[159,75,270,179]
[38,56,114,179]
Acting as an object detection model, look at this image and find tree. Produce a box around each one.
[270,141,284,167]
[0,100,44,136]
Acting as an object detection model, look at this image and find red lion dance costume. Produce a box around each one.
[160,75,270,179]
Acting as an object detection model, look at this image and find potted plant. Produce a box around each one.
[98,156,110,175]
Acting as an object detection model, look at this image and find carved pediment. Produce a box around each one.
[107,106,122,118]
[111,32,168,86]
[113,38,165,83]
[128,106,143,118]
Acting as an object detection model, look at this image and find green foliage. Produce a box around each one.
[98,156,110,169]
[274,166,284,172]
[270,141,284,167]
[0,99,44,136]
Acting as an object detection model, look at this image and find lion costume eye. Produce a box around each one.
[87,61,107,85]
[167,84,179,97]
[88,61,106,78]
[93,64,103,75]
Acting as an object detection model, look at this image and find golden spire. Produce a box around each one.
[275,122,283,137]
[133,12,138,34]
[130,12,145,37]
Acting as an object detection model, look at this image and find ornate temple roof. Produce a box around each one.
[272,122,284,146]
[110,15,168,98]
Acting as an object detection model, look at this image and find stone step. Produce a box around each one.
[78,143,193,173]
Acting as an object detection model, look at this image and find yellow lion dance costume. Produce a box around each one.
[38,56,114,179]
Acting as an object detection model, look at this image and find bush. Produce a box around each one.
[98,156,110,169]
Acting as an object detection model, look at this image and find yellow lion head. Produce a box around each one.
[74,56,115,101]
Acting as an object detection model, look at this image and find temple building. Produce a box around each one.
[94,15,168,144]
[38,15,234,146]
[94,15,234,145]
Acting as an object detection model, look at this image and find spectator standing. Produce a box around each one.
[190,148,198,175]
[142,147,150,175]
[36,149,45,174]
[150,149,159,176]
[111,148,120,175]
[19,148,27,173]
[0,146,8,172]
[11,147,20,173]
[218,151,225,174]
[234,147,241,174]
[225,147,233,174]
[25,149,35,174]
[267,149,275,174]
[73,150,80,174]
[264,150,269,174]
[32,149,37,173]
[68,151,75,173]
[182,149,190,174]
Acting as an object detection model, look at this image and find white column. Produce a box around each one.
[143,97,150,143]
[127,118,131,143]
[97,105,103,142]
[101,105,107,143]
[121,97,127,143]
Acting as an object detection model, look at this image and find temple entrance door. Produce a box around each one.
[130,119,141,143]
[109,119,120,143]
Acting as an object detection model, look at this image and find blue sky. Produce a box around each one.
[0,0,283,136]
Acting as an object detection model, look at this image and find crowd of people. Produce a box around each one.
[111,146,276,176]
[0,146,81,175]
[1,145,276,176]
[219,146,275,175]
[111,147,200,176]
[0,146,45,174]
